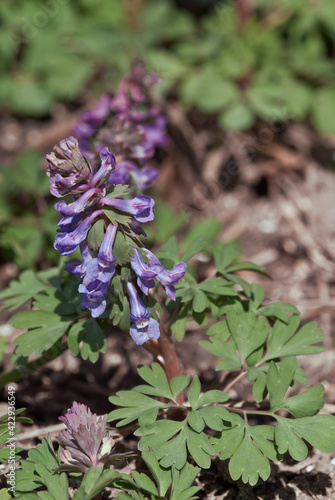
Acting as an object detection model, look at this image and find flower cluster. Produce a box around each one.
[56,402,114,474]
[73,59,167,190]
[47,62,186,344]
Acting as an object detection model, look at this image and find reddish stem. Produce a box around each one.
[236,0,250,33]
[146,309,184,404]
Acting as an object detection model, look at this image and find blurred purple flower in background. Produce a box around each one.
[72,59,167,190]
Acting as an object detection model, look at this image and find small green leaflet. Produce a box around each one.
[72,468,121,500]
[274,414,335,461]
[105,184,131,198]
[212,414,281,486]
[67,319,106,363]
[226,310,270,364]
[264,316,325,362]
[0,270,47,311]
[10,311,73,357]
[200,320,241,370]
[136,419,214,469]
[134,363,189,403]
[170,462,201,500]
[109,391,170,427]
[113,231,134,265]
[15,435,59,495]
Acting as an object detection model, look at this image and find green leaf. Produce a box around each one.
[181,67,238,112]
[193,289,207,314]
[187,376,201,409]
[213,416,277,485]
[274,418,309,461]
[135,363,176,401]
[170,375,190,402]
[156,236,180,265]
[87,219,105,252]
[67,319,106,363]
[219,103,255,131]
[38,473,70,500]
[229,429,271,485]
[264,317,325,362]
[257,302,299,322]
[0,270,47,311]
[213,240,242,273]
[198,278,236,296]
[141,451,172,497]
[137,420,187,469]
[287,415,335,453]
[182,218,221,253]
[200,320,241,371]
[73,468,120,500]
[312,87,335,135]
[108,391,169,427]
[226,310,270,363]
[0,488,11,500]
[169,463,201,500]
[171,304,189,341]
[11,311,72,357]
[274,384,326,418]
[131,471,157,496]
[247,366,268,403]
[137,419,214,470]
[33,286,80,316]
[113,231,134,265]
[267,357,298,406]
[106,184,130,199]
[15,436,59,494]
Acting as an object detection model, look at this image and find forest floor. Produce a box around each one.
[0,102,335,499]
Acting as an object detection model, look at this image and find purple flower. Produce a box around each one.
[54,209,103,256]
[46,136,91,198]
[89,147,115,188]
[127,282,160,345]
[54,188,101,217]
[73,94,112,154]
[131,249,187,300]
[101,194,155,223]
[79,224,117,317]
[65,241,93,278]
[56,402,114,474]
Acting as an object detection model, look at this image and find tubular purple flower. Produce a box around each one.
[100,194,155,223]
[79,280,109,318]
[54,188,101,216]
[89,147,115,188]
[78,224,117,317]
[130,248,187,300]
[127,282,160,345]
[130,248,163,295]
[130,165,158,190]
[54,209,103,256]
[65,241,92,278]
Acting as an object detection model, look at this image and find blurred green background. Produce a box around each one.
[1,0,335,269]
[1,0,335,131]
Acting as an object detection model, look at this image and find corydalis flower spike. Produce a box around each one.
[56,402,114,474]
